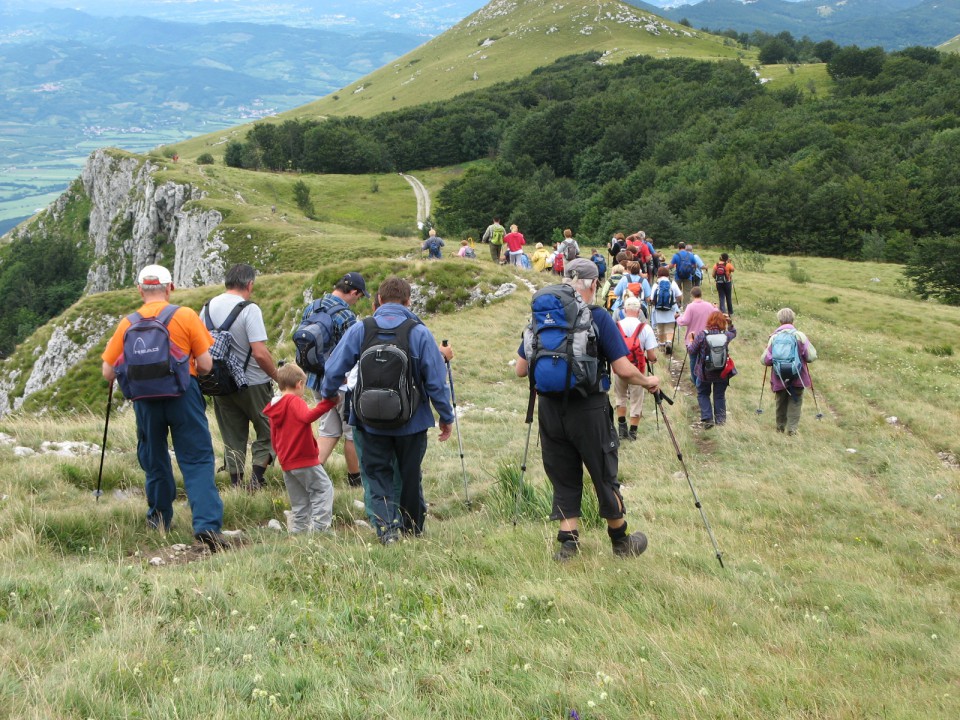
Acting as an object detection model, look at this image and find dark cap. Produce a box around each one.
[563,258,599,280]
[340,272,368,297]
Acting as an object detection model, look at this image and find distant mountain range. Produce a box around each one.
[656,0,960,50]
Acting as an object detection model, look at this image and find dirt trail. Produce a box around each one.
[401,173,430,225]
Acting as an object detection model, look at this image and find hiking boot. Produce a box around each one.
[611,531,648,557]
[380,530,401,546]
[347,472,363,487]
[146,514,170,532]
[195,530,230,553]
[628,428,638,441]
[665,342,673,355]
[553,539,580,562]
[618,422,629,440]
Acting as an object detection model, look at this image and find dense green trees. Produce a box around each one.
[0,235,88,357]
[226,50,960,301]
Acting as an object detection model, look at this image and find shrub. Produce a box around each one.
[382,224,416,237]
[787,260,810,284]
[733,246,766,272]
[824,296,840,304]
[196,153,215,165]
[923,344,953,357]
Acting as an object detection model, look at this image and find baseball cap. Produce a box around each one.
[340,272,368,297]
[624,295,643,310]
[563,258,599,280]
[137,264,172,286]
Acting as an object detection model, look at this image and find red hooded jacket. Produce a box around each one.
[263,394,337,471]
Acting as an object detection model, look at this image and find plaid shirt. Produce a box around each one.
[303,293,356,392]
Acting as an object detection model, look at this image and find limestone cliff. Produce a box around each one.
[80,149,228,292]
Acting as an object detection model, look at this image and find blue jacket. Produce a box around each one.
[320,303,454,435]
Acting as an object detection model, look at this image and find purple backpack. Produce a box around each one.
[114,304,191,400]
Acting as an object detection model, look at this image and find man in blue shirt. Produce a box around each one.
[515,259,661,562]
[669,242,697,310]
[321,276,454,543]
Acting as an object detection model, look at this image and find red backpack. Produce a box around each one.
[553,252,564,274]
[618,321,647,373]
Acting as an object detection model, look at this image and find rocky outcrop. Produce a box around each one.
[81,149,227,293]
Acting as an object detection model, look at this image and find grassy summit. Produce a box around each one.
[173,0,754,160]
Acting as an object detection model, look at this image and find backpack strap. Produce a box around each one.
[218,300,252,332]
[156,304,180,326]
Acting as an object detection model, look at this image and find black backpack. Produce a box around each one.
[198,300,253,396]
[352,317,422,430]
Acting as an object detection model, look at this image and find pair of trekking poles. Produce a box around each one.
[755,365,824,419]
[515,377,724,568]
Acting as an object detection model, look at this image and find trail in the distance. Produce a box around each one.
[401,173,430,226]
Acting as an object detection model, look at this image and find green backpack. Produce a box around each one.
[491,225,505,246]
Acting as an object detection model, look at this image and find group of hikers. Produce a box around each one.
[101,228,817,560]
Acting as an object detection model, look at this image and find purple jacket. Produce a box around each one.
[760,324,818,392]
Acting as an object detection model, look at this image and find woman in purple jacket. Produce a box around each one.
[760,307,818,435]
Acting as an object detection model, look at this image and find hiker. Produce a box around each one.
[503,224,527,266]
[675,286,717,388]
[590,248,607,281]
[612,261,650,317]
[651,266,682,355]
[300,272,368,487]
[199,264,279,490]
[556,228,580,272]
[669,242,697,308]
[101,265,227,551]
[481,216,506,263]
[761,308,818,435]
[600,263,625,311]
[712,253,735,315]
[531,242,551,272]
[515,258,661,562]
[614,295,659,441]
[688,310,737,428]
[687,243,706,288]
[422,228,444,259]
[609,232,626,260]
[457,239,477,258]
[320,276,454,544]
[263,364,338,533]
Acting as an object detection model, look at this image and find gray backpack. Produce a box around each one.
[703,332,729,376]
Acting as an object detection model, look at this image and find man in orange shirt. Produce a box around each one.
[101,265,227,551]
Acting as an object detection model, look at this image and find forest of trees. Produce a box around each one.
[226,47,960,279]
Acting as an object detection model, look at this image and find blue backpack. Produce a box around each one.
[771,329,803,384]
[675,250,695,280]
[654,278,674,311]
[293,301,337,378]
[522,285,599,399]
[592,254,607,276]
[114,304,191,401]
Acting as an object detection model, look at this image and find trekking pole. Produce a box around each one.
[442,340,470,508]
[94,380,114,501]
[807,368,825,421]
[673,332,688,397]
[514,387,537,526]
[647,366,660,432]
[653,390,724,568]
[756,365,768,415]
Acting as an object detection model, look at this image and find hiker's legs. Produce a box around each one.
[316,394,347,465]
[680,279,693,308]
[135,399,176,530]
[393,431,429,535]
[786,387,804,433]
[214,393,250,476]
[697,381,714,423]
[242,382,275,469]
[713,380,729,424]
[538,399,585,524]
[774,389,789,432]
[283,468,311,532]
[168,381,222,534]
[297,464,334,531]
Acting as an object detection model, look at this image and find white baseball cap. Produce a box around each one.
[137,264,172,286]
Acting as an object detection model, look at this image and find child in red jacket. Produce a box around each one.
[264,364,338,532]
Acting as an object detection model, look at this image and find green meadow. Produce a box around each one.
[1,240,957,717]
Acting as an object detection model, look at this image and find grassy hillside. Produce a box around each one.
[1,249,958,717]
[173,0,756,160]
[941,33,960,53]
